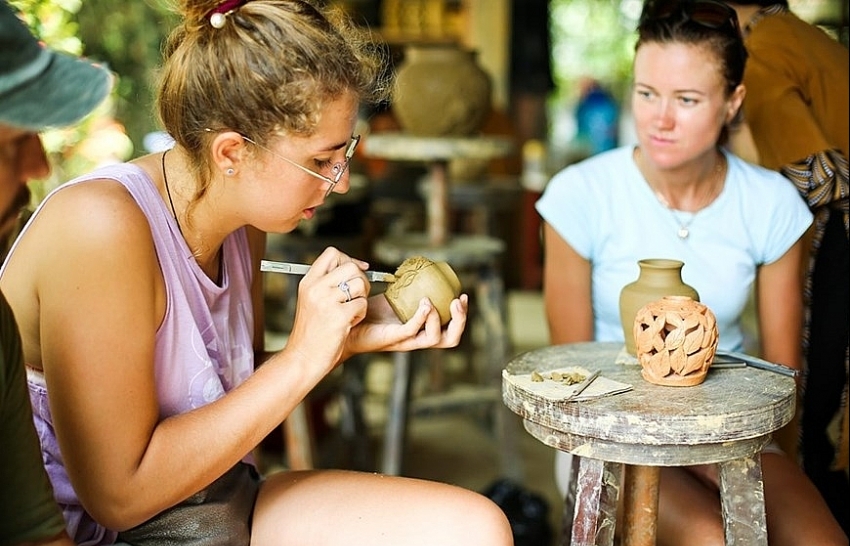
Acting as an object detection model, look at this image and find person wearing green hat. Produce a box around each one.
[0,1,111,544]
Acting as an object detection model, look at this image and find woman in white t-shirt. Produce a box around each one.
[536,0,845,544]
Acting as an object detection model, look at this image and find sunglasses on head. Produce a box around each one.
[640,0,739,32]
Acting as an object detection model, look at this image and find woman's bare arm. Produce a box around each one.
[541,222,594,344]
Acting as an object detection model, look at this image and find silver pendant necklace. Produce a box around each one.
[654,192,697,239]
[639,149,725,240]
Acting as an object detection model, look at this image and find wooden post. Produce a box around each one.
[622,465,660,546]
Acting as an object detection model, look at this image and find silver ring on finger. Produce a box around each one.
[338,280,352,303]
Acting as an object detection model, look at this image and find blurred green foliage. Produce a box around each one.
[11,0,176,173]
[546,0,639,167]
[75,0,177,154]
[3,0,174,254]
[10,0,128,201]
[549,0,639,108]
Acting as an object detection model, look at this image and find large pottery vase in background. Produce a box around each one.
[634,295,718,386]
[385,256,461,326]
[619,259,699,356]
[392,44,492,137]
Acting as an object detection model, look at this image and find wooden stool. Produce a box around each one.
[374,233,521,479]
[503,341,796,546]
[362,134,520,478]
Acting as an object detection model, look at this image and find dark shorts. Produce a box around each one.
[117,462,261,546]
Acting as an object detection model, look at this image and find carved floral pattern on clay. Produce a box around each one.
[384,256,461,325]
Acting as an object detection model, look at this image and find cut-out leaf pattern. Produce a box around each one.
[632,295,719,386]
[664,327,686,350]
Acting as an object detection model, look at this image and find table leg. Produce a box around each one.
[337,356,372,471]
[476,263,522,481]
[382,351,412,475]
[622,465,660,546]
[561,456,581,544]
[719,455,768,545]
[569,457,622,546]
[426,160,449,246]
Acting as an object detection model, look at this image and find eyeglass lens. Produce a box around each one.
[240,133,359,195]
[331,134,360,183]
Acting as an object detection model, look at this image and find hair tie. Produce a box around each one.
[208,0,248,28]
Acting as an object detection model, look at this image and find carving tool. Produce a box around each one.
[260,259,396,283]
[567,369,601,400]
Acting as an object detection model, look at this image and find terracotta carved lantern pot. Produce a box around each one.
[384,256,461,326]
[633,295,719,387]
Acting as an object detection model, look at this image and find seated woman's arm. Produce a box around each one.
[756,237,806,375]
[542,222,594,345]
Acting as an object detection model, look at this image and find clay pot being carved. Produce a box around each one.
[619,259,700,356]
[384,256,461,326]
[633,295,718,387]
[392,44,492,137]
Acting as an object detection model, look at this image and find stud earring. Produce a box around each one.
[225,168,235,176]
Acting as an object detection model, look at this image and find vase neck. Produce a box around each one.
[637,264,684,286]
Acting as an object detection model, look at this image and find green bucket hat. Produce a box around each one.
[0,1,112,131]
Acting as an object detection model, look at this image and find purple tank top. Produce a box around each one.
[14,163,256,545]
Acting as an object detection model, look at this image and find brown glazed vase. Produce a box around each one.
[633,295,719,386]
[619,259,700,356]
[384,256,462,326]
[392,44,492,137]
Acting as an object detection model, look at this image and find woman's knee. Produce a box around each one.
[459,492,514,545]
[656,467,725,546]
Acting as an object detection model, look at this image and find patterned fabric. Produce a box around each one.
[781,148,850,471]
[743,3,787,33]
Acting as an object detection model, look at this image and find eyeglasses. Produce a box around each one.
[241,133,360,197]
[640,0,739,32]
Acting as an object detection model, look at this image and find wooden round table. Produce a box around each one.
[502,341,796,546]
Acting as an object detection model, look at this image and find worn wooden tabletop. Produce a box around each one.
[503,341,796,466]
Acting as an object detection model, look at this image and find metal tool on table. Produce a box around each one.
[711,352,799,378]
[260,259,397,283]
[566,369,601,400]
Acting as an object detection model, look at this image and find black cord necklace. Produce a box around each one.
[160,151,222,282]
[161,150,184,237]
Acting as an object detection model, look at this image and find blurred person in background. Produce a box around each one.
[574,77,620,156]
[724,1,848,534]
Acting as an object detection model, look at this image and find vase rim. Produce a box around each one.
[403,44,476,58]
[638,258,684,269]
